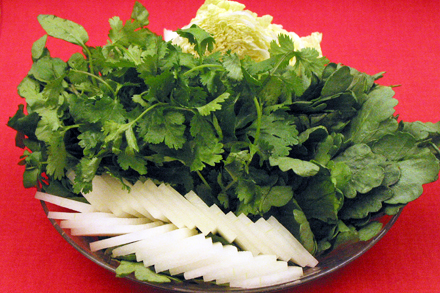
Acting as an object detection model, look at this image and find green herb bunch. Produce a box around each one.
[8,2,440,255]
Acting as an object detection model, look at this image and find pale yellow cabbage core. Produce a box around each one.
[164,0,323,63]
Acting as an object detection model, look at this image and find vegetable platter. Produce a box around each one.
[1,0,440,292]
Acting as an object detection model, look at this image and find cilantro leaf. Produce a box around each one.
[196,92,230,116]
[115,260,173,283]
[137,108,186,150]
[37,14,89,46]
[177,25,215,58]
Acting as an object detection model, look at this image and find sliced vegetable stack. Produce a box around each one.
[37,174,316,288]
[7,0,440,289]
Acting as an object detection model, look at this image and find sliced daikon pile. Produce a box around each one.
[200,251,254,282]
[130,180,168,222]
[207,205,237,243]
[84,175,132,217]
[90,222,174,252]
[214,255,287,285]
[183,245,244,280]
[229,266,303,289]
[60,217,151,229]
[156,183,195,229]
[162,185,217,235]
[139,233,207,267]
[100,174,151,219]
[96,174,142,217]
[184,191,219,235]
[224,212,260,256]
[267,216,318,267]
[236,213,277,256]
[71,222,160,236]
[253,218,295,262]
[35,191,96,213]
[144,180,186,226]
[168,242,225,276]
[121,181,155,221]
[113,227,198,258]
[47,211,118,220]
[154,237,214,273]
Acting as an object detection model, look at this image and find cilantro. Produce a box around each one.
[115,260,175,283]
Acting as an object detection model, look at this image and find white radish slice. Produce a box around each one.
[112,228,198,259]
[236,213,277,256]
[229,266,303,289]
[224,212,260,256]
[140,233,207,267]
[47,211,118,220]
[96,174,141,217]
[184,191,219,235]
[214,255,287,285]
[85,176,132,217]
[184,192,237,242]
[170,244,238,276]
[130,180,168,222]
[207,205,237,243]
[201,251,254,282]
[90,222,173,252]
[144,180,182,225]
[156,184,195,229]
[168,242,224,276]
[70,222,159,236]
[162,185,217,235]
[183,249,249,281]
[267,216,318,267]
[100,175,148,218]
[154,237,214,273]
[253,218,294,262]
[60,217,151,228]
[35,191,96,213]
[122,182,155,221]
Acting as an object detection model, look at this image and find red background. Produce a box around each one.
[1,0,440,292]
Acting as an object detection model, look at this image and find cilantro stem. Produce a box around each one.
[196,170,211,190]
[183,64,224,76]
[71,69,116,96]
[252,96,263,146]
[82,46,97,85]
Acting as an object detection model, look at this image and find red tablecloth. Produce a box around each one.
[1,0,440,292]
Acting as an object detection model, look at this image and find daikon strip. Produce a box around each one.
[154,237,214,273]
[60,217,151,228]
[254,218,294,262]
[47,211,118,220]
[267,216,318,267]
[71,222,159,236]
[169,244,238,276]
[35,191,95,213]
[184,250,252,281]
[130,180,168,222]
[140,233,207,267]
[229,266,303,289]
[155,183,193,229]
[90,223,174,252]
[207,205,237,243]
[112,227,197,258]
[84,176,131,217]
[224,211,260,256]
[100,175,146,218]
[162,184,217,235]
[168,242,224,276]
[214,255,287,285]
